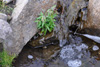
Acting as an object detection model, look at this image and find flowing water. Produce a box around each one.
[13,0,100,67]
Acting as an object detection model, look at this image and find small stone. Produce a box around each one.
[28,55,33,59]
[43,46,47,49]
[92,45,99,51]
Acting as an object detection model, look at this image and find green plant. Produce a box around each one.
[0,50,16,67]
[35,5,57,35]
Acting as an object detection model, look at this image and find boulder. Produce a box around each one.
[0,13,8,53]
[4,0,57,55]
[83,0,100,36]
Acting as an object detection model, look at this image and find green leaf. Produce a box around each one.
[37,16,42,20]
[46,25,51,32]
[44,28,47,35]
[35,20,39,23]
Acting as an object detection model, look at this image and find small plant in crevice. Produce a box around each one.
[35,5,57,35]
[0,50,16,67]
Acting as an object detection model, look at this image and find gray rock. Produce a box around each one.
[0,13,7,21]
[4,0,57,55]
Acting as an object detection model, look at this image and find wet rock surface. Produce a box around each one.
[28,32,57,48]
[14,33,100,67]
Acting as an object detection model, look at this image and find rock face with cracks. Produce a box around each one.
[55,0,87,47]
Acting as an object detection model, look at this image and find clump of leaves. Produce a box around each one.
[0,50,16,67]
[35,5,57,35]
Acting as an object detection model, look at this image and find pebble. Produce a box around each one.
[92,45,99,51]
[28,55,33,59]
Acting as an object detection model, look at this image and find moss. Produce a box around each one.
[0,50,16,67]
